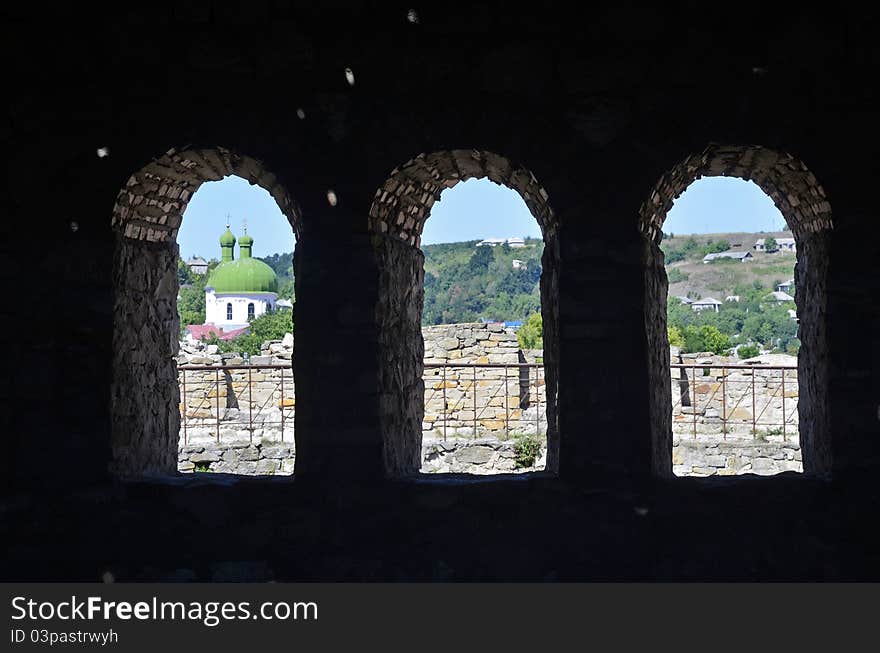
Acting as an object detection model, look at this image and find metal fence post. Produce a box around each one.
[692,365,697,438]
[215,367,221,443]
[721,369,726,440]
[248,366,253,444]
[280,367,285,444]
[181,369,188,446]
[505,364,509,438]
[751,367,757,437]
[781,370,786,441]
[473,365,477,439]
[442,364,447,442]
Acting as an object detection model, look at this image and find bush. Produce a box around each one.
[682,324,730,355]
[513,433,542,468]
[667,268,689,284]
[517,312,543,349]
[737,343,760,359]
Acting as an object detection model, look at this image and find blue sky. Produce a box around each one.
[177,176,295,260]
[663,176,786,235]
[177,175,787,259]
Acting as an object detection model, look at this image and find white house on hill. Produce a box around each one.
[777,278,794,293]
[755,237,796,252]
[691,297,723,312]
[477,237,526,248]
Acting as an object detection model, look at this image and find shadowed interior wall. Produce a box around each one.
[2,2,879,581]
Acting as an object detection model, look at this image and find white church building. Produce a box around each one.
[202,225,279,331]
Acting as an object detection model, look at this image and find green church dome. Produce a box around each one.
[207,225,278,294]
[219,227,236,247]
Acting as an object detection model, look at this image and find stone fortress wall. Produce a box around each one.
[176,326,801,477]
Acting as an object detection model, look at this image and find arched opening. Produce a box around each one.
[110,146,301,477]
[369,149,560,476]
[640,144,832,478]
[418,178,547,473]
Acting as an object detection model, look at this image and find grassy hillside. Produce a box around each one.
[422,237,543,325]
[662,231,795,300]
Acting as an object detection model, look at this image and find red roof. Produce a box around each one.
[185,323,249,341]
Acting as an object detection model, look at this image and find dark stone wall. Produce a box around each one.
[110,237,180,476]
[2,3,879,579]
[373,236,425,477]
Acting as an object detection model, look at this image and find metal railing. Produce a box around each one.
[423,363,547,440]
[181,360,795,446]
[179,364,293,445]
[671,363,798,440]
[178,362,548,445]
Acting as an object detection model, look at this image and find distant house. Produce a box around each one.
[477,237,526,248]
[725,295,740,302]
[691,297,723,313]
[276,298,293,309]
[674,296,693,305]
[766,290,795,303]
[787,309,798,322]
[512,259,527,270]
[755,237,796,252]
[702,251,753,263]
[186,256,209,275]
[776,278,794,293]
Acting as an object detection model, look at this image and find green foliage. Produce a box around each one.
[513,433,542,468]
[178,258,194,285]
[517,312,543,349]
[681,324,730,355]
[193,462,212,472]
[667,279,798,354]
[666,268,689,284]
[667,325,684,347]
[737,343,760,359]
[176,256,220,336]
[468,245,493,272]
[422,238,543,325]
[763,236,778,252]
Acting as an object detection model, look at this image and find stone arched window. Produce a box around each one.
[110,146,302,477]
[368,149,560,476]
[247,302,255,320]
[227,303,234,321]
[639,144,833,476]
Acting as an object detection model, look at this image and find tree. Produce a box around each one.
[682,324,730,355]
[177,258,194,286]
[469,245,493,272]
[738,343,760,359]
[517,312,543,349]
[667,325,684,347]
[764,236,778,252]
